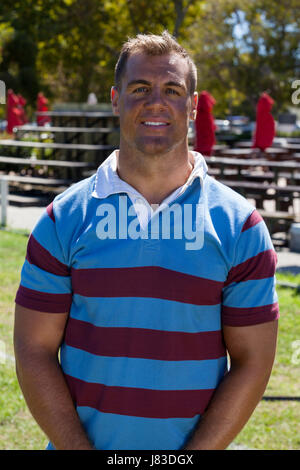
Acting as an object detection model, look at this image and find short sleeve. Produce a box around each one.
[222,210,279,326]
[15,202,72,313]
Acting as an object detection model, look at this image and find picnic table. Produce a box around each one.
[206,155,300,183]
[206,155,300,213]
[14,124,119,146]
[0,155,95,181]
[219,148,260,158]
[36,110,119,129]
[218,177,300,210]
[218,146,293,161]
[0,139,116,164]
[282,143,300,154]
[0,173,73,223]
[211,144,228,155]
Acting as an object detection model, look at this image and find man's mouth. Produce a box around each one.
[142,121,169,127]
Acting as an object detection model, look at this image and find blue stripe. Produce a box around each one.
[60,345,227,390]
[63,190,228,282]
[32,210,68,265]
[70,295,222,333]
[77,406,200,450]
[233,222,274,266]
[20,259,71,294]
[223,277,278,308]
[69,234,228,281]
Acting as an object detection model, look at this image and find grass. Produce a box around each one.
[0,229,299,450]
[230,271,300,450]
[0,229,48,449]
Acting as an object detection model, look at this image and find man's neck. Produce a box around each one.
[116,147,194,205]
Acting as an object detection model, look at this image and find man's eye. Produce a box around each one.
[133,87,148,93]
[166,88,179,95]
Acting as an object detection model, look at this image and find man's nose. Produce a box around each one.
[144,88,167,109]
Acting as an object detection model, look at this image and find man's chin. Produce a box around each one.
[135,138,176,156]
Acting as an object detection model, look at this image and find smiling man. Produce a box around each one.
[111,37,198,205]
[14,31,278,451]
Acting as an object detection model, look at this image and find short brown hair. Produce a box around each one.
[114,30,197,95]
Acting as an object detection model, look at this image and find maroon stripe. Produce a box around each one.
[46,202,55,223]
[224,249,277,286]
[222,302,279,326]
[242,210,263,232]
[65,374,215,418]
[26,234,70,277]
[71,266,223,305]
[15,285,72,313]
[65,318,226,361]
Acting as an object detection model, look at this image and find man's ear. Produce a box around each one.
[190,92,198,120]
[111,86,120,116]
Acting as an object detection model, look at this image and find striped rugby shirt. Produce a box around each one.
[15,151,279,450]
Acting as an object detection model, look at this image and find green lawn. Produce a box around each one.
[0,229,299,450]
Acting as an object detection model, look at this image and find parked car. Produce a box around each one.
[215,118,230,133]
[189,115,255,146]
[226,116,254,136]
[0,120,7,132]
[215,115,254,145]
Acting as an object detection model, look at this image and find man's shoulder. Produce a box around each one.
[205,174,255,212]
[204,174,259,233]
[53,173,97,214]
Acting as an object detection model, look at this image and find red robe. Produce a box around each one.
[194,91,216,156]
[252,93,275,151]
[37,92,51,126]
[18,94,28,125]
[6,89,22,133]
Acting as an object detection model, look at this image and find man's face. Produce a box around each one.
[111,52,197,157]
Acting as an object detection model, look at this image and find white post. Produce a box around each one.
[0,79,5,104]
[0,177,8,227]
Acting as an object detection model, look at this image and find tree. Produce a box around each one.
[0,0,299,116]
[185,0,300,117]
[0,0,202,105]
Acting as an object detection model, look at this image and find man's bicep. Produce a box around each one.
[223,320,278,369]
[14,304,69,356]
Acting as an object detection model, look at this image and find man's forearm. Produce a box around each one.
[15,349,94,450]
[184,362,271,450]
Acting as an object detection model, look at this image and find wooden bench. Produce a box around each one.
[36,110,119,129]
[219,178,300,212]
[0,155,96,181]
[209,166,300,186]
[0,139,116,163]
[219,147,291,161]
[0,174,71,225]
[0,173,71,188]
[14,124,119,145]
[219,148,260,159]
[206,156,300,185]
[282,143,300,154]
[258,210,297,245]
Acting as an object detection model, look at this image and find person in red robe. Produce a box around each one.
[18,94,28,125]
[194,91,216,156]
[6,89,22,134]
[252,92,275,151]
[37,92,51,126]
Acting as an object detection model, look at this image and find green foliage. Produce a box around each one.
[0,0,299,116]
[186,0,300,118]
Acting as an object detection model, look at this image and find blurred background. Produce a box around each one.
[0,0,299,130]
[0,1,300,451]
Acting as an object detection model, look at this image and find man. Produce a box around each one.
[14,31,278,450]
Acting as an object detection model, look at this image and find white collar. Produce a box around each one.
[92,150,207,202]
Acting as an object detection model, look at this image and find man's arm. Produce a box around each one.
[184,319,278,450]
[14,305,94,450]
